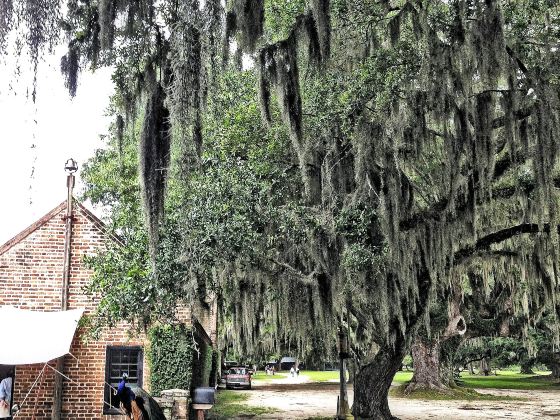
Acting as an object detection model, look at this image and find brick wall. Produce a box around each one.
[0,200,147,419]
[191,295,218,346]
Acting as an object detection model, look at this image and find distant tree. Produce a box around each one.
[533,315,560,379]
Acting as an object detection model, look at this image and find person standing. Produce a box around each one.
[290,366,295,377]
[0,372,13,420]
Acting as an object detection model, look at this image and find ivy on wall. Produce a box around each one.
[148,324,195,395]
[148,323,217,395]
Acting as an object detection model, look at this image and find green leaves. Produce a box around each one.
[148,324,195,395]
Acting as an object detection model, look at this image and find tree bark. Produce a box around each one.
[352,344,406,420]
[480,357,491,376]
[347,359,356,385]
[407,337,444,390]
[519,357,535,375]
[406,308,466,391]
[551,363,560,379]
[520,365,534,374]
[550,353,560,379]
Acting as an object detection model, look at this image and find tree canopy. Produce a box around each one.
[3,1,560,418]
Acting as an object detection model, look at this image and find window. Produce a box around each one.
[103,346,143,415]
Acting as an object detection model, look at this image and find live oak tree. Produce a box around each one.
[533,315,560,378]
[409,258,556,391]
[453,314,560,379]
[3,1,560,419]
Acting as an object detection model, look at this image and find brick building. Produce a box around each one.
[0,198,217,419]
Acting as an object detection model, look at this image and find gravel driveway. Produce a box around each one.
[224,376,560,419]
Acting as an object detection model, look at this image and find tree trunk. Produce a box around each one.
[468,362,475,375]
[519,357,535,375]
[480,357,491,376]
[347,359,356,385]
[352,345,406,420]
[406,337,445,391]
[406,337,457,391]
[406,292,466,392]
[550,353,560,379]
[520,365,534,374]
[552,364,560,379]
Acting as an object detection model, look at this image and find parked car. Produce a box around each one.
[221,360,240,384]
[225,366,252,390]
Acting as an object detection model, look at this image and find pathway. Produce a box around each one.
[231,381,560,419]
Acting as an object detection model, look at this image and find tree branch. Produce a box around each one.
[453,223,553,265]
[269,258,317,285]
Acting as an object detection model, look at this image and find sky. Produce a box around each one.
[0,47,114,244]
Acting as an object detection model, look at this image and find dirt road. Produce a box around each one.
[231,377,560,419]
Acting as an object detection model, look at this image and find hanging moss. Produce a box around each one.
[232,0,264,53]
[167,0,208,179]
[473,91,496,198]
[387,2,417,47]
[60,42,79,98]
[204,0,222,80]
[116,114,124,156]
[98,0,116,50]
[0,0,13,52]
[139,83,171,259]
[258,66,272,124]
[298,13,322,66]
[471,0,506,88]
[223,10,237,65]
[259,35,302,143]
[310,0,330,61]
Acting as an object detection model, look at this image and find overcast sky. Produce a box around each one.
[0,47,114,244]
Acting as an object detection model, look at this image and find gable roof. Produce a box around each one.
[0,198,118,256]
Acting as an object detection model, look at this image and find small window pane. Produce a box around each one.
[104,347,143,415]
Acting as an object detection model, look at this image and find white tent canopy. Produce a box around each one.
[0,306,84,365]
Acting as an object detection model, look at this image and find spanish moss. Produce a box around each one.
[139,83,171,259]
[60,42,79,98]
[232,0,264,53]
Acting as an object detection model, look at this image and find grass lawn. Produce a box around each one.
[390,369,559,400]
[275,369,558,391]
[207,389,276,419]
[389,384,522,401]
[391,369,559,390]
[296,370,413,384]
[304,417,334,420]
[301,370,341,382]
[251,372,288,381]
[459,370,559,390]
[393,371,414,384]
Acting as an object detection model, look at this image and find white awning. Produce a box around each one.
[0,306,84,365]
